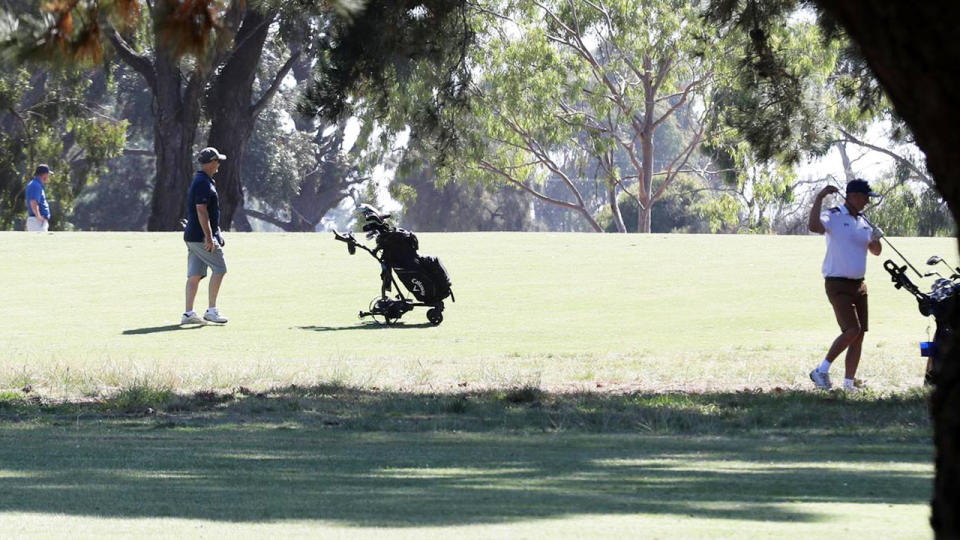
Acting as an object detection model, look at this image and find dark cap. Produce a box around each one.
[198,147,227,164]
[35,164,53,176]
[846,179,879,197]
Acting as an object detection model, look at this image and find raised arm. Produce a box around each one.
[808,186,838,234]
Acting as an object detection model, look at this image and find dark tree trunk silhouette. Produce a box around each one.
[110,1,283,231]
[206,8,299,230]
[147,49,203,231]
[108,1,208,232]
[811,2,960,536]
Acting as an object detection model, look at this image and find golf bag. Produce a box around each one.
[884,258,960,385]
[333,204,454,325]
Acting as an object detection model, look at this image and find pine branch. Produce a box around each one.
[107,29,157,91]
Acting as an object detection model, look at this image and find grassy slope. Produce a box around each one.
[0,232,954,393]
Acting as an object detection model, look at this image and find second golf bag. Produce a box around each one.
[334,204,454,325]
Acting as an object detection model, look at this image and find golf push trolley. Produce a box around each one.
[333,204,454,325]
[883,253,960,385]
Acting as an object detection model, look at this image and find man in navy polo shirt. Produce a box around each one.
[181,147,229,325]
[807,179,883,391]
[25,164,52,232]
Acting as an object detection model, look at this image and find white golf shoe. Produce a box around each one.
[204,307,228,324]
[843,379,866,393]
[809,369,832,390]
[181,311,204,325]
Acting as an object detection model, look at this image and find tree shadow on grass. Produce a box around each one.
[0,387,934,527]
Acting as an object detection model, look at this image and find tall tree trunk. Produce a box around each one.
[108,1,207,232]
[206,9,273,230]
[812,2,960,536]
[206,124,251,230]
[837,142,857,182]
[608,184,626,233]
[146,49,203,231]
[638,55,656,234]
[639,131,654,232]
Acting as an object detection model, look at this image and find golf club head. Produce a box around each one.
[927,256,943,266]
[359,203,382,218]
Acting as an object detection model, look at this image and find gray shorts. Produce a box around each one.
[25,216,49,232]
[186,242,227,277]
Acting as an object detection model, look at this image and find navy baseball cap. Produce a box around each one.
[198,147,227,164]
[34,164,52,176]
[846,179,879,197]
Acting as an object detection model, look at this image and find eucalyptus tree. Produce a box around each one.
[0,0,280,229]
[456,0,723,233]
[103,0,242,230]
[104,0,327,230]
[2,0,472,231]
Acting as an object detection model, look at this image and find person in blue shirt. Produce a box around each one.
[181,147,230,325]
[25,164,52,232]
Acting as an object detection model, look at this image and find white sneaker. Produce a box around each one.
[809,369,832,390]
[204,307,228,324]
[181,311,204,325]
[844,379,866,392]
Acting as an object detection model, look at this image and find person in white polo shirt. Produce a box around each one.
[807,179,884,391]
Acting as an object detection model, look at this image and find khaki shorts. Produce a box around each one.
[825,278,868,332]
[186,242,227,277]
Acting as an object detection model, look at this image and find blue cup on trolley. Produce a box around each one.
[920,341,937,357]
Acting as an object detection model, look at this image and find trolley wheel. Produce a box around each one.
[426,308,443,326]
[368,297,388,325]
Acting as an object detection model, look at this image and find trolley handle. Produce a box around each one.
[333,230,358,255]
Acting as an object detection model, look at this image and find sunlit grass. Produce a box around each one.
[0,232,954,397]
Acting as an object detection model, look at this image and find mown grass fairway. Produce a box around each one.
[0,232,956,392]
[0,232,946,537]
